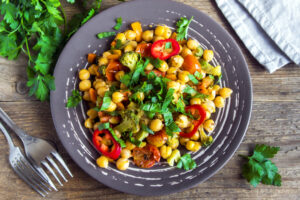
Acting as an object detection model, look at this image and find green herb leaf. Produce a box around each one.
[108,127,126,148]
[209,75,215,80]
[113,17,123,30]
[67,0,75,3]
[162,88,175,112]
[81,9,95,25]
[98,122,110,130]
[111,39,123,50]
[177,154,196,171]
[141,124,154,135]
[188,74,199,84]
[100,91,112,111]
[240,144,281,187]
[165,121,181,136]
[194,71,202,79]
[182,85,197,96]
[131,58,150,85]
[176,16,193,41]
[66,90,82,108]
[165,42,172,49]
[97,31,116,39]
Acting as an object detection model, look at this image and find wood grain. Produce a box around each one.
[0,0,299,199]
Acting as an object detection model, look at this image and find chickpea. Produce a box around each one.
[102,51,112,58]
[155,25,165,36]
[170,55,184,68]
[112,50,122,57]
[160,145,172,159]
[208,90,216,101]
[147,130,168,147]
[190,98,201,105]
[172,92,180,103]
[153,36,165,42]
[116,158,129,170]
[128,41,138,48]
[93,122,101,131]
[113,129,121,138]
[187,39,199,50]
[83,91,90,101]
[175,114,190,129]
[88,65,97,75]
[203,49,214,62]
[202,100,216,113]
[166,74,177,81]
[109,116,120,124]
[191,131,200,141]
[124,45,134,53]
[115,70,125,81]
[94,81,106,90]
[84,118,94,129]
[79,80,91,91]
[203,119,215,132]
[186,141,196,151]
[158,60,169,72]
[96,156,109,168]
[87,109,98,119]
[142,30,154,42]
[179,137,189,146]
[167,81,181,91]
[145,62,154,71]
[167,67,177,74]
[98,57,108,66]
[115,33,126,43]
[125,141,136,150]
[193,142,201,152]
[162,26,172,39]
[178,71,190,83]
[205,111,211,120]
[150,119,164,132]
[219,88,233,98]
[167,137,179,149]
[180,47,192,57]
[121,149,132,159]
[214,96,225,108]
[213,85,221,94]
[79,69,90,80]
[97,86,109,97]
[124,30,136,40]
[212,65,222,76]
[105,101,117,112]
[112,91,124,103]
[136,92,145,101]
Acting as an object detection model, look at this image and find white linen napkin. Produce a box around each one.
[215,0,300,73]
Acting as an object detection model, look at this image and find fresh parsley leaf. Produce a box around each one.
[194,71,202,79]
[182,85,197,96]
[162,88,175,112]
[108,127,126,148]
[81,8,95,25]
[66,90,82,108]
[188,74,199,84]
[163,111,173,126]
[98,122,110,130]
[240,144,281,187]
[100,91,112,111]
[111,39,123,50]
[97,31,116,39]
[165,42,172,49]
[131,58,150,85]
[127,132,142,147]
[141,124,154,135]
[177,154,196,171]
[215,74,222,84]
[176,16,193,41]
[113,17,123,30]
[150,57,163,69]
[193,93,209,99]
[209,75,215,80]
[165,121,181,136]
[120,72,132,87]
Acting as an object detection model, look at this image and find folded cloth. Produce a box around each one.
[215,0,300,73]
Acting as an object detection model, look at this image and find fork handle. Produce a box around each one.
[0,122,15,151]
[0,107,29,141]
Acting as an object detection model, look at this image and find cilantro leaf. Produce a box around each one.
[66,90,82,108]
[240,144,281,187]
[165,121,181,136]
[188,74,199,84]
[113,17,123,30]
[194,71,203,79]
[182,85,197,96]
[177,154,196,171]
[100,92,112,111]
[141,124,154,135]
[81,9,95,25]
[176,16,193,41]
[98,122,110,130]
[165,42,172,49]
[162,88,175,112]
[97,31,116,39]
[98,122,126,148]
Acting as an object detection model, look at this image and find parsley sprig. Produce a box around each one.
[66,90,82,108]
[177,154,196,171]
[240,144,281,187]
[176,16,193,41]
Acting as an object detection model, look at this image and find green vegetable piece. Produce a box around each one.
[66,90,82,108]
[177,154,197,171]
[199,126,213,147]
[240,144,281,187]
[100,91,112,111]
[136,130,149,141]
[176,16,193,41]
[115,109,144,134]
[97,31,116,39]
[165,42,172,49]
[167,149,181,166]
[113,17,123,30]
[188,74,199,84]
[120,52,140,71]
[194,46,204,57]
[98,122,110,130]
[194,71,203,79]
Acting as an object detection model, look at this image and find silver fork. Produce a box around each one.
[0,122,51,197]
[0,107,73,191]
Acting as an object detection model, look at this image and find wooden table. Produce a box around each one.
[0,0,299,199]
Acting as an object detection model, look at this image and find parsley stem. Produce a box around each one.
[59,4,67,34]
[24,37,32,62]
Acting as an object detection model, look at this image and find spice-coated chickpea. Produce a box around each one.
[79,69,90,80]
[178,71,190,83]
[187,39,199,50]
[190,98,201,105]
[112,91,124,103]
[97,86,109,97]
[96,156,109,168]
[203,119,215,132]
[98,57,108,66]
[145,63,154,71]
[116,158,129,170]
[124,45,134,53]
[84,118,94,129]
[105,101,117,112]
[160,145,172,159]
[142,30,154,42]
[87,109,98,119]
[115,71,125,81]
[150,119,164,132]
[175,114,190,129]
[121,149,132,159]
[79,80,91,91]
[124,30,137,40]
[158,60,169,72]
[170,55,184,68]
[115,33,126,43]
[219,88,233,98]
[203,49,214,62]
[155,26,165,36]
[214,96,225,108]
[162,26,172,39]
[180,47,192,57]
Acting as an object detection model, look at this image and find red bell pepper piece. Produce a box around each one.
[151,39,180,60]
[180,104,206,138]
[92,129,121,160]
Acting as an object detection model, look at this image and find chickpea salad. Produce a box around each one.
[67,17,233,171]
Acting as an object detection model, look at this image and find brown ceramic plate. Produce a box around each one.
[50,0,252,196]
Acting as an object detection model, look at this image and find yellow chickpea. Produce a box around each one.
[213,85,221,94]
[143,63,153,71]
[208,90,216,101]
[94,80,106,90]
[190,98,201,105]
[214,96,225,108]
[96,156,109,168]
[112,50,122,57]
[79,69,90,80]
[88,65,96,75]
[98,57,108,66]
[203,49,214,62]
[113,129,121,138]
[124,30,136,40]
[115,70,125,81]
[97,86,109,97]
[109,116,120,124]
[172,92,180,103]
[219,88,233,98]
[136,92,145,101]
[150,119,164,132]
[124,45,134,53]
[116,158,129,171]
[203,119,215,132]
[167,137,179,149]
[84,118,94,129]
[167,67,177,74]
[186,141,196,151]
[153,36,165,42]
[121,149,132,159]
[167,81,181,91]
[202,100,216,113]
[105,101,117,112]
[82,91,90,101]
[87,109,98,119]
[187,39,199,50]
[180,47,192,57]
[125,141,136,150]
[115,33,126,43]
[170,55,184,68]
[158,60,169,72]
[155,25,165,36]
[79,80,91,91]
[102,51,112,58]
[112,91,124,103]
[178,71,190,83]
[179,137,190,146]
[160,145,172,159]
[193,142,201,152]
[205,111,211,120]
[142,30,154,42]
[162,26,172,39]
[191,131,200,141]
[175,114,190,129]
[128,41,138,48]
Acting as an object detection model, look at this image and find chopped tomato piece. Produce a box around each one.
[132,145,160,168]
[146,129,168,147]
[136,43,152,57]
[182,54,201,74]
